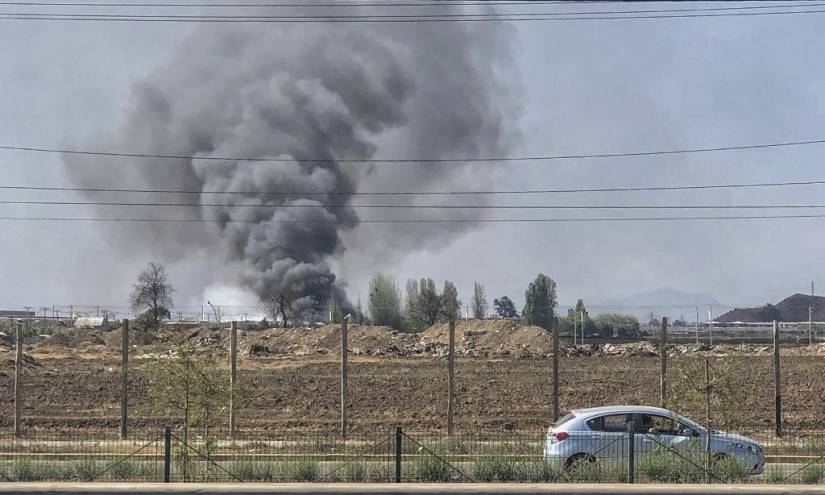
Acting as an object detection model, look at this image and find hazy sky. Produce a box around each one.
[3,2,825,318]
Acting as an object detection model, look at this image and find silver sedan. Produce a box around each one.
[544,405,764,475]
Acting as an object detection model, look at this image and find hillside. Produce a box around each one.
[718,293,825,322]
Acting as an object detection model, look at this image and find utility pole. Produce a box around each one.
[580,310,585,345]
[573,316,577,346]
[695,306,700,344]
[707,306,712,345]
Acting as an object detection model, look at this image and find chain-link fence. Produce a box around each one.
[3,426,825,484]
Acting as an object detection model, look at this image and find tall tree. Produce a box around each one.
[354,296,367,325]
[404,279,420,327]
[439,280,462,322]
[471,282,488,320]
[328,297,342,324]
[265,288,294,328]
[523,273,557,329]
[493,296,518,318]
[368,273,403,329]
[569,298,594,336]
[146,343,230,480]
[129,262,174,327]
[574,299,587,318]
[417,278,441,326]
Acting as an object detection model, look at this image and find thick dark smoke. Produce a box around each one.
[64,9,519,316]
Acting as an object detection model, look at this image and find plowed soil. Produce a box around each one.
[1,322,823,434]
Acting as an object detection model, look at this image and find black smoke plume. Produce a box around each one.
[65,7,519,317]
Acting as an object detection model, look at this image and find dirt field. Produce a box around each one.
[1,321,824,434]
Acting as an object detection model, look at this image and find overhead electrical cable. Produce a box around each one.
[3,6,825,22]
[3,214,825,223]
[3,179,825,196]
[4,2,823,15]
[4,199,825,210]
[3,137,825,164]
[0,1,589,6]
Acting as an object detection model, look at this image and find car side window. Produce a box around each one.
[587,414,631,432]
[676,422,699,437]
[638,414,679,435]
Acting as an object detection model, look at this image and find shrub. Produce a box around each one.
[410,452,456,482]
[229,458,257,481]
[229,459,283,482]
[289,457,319,482]
[110,460,139,480]
[342,461,369,482]
[638,451,704,484]
[473,455,517,482]
[10,458,42,481]
[801,465,825,485]
[254,462,282,482]
[764,467,785,484]
[336,460,391,482]
[514,461,562,482]
[68,459,100,482]
[711,454,751,483]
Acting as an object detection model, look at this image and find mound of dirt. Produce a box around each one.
[421,320,551,357]
[39,328,105,349]
[242,324,412,356]
[1,352,41,368]
[101,326,157,347]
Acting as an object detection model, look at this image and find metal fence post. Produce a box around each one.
[120,319,129,439]
[447,318,455,435]
[552,322,559,422]
[773,320,782,437]
[229,321,237,438]
[394,425,402,483]
[660,317,668,408]
[163,424,172,483]
[627,421,635,483]
[341,316,348,439]
[14,322,23,438]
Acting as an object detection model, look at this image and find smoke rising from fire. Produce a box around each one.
[64,9,519,316]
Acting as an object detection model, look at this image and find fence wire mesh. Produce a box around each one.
[1,427,825,483]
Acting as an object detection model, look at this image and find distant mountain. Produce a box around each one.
[601,288,723,308]
[718,294,825,323]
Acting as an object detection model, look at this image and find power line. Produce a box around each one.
[3,214,825,223]
[0,1,582,6]
[6,199,825,209]
[3,6,825,22]
[3,178,825,196]
[4,138,825,165]
[4,2,821,16]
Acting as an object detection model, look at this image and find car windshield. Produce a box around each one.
[675,413,705,432]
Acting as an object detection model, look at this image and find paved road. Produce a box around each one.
[2,484,825,495]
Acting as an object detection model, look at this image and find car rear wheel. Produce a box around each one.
[565,453,597,473]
